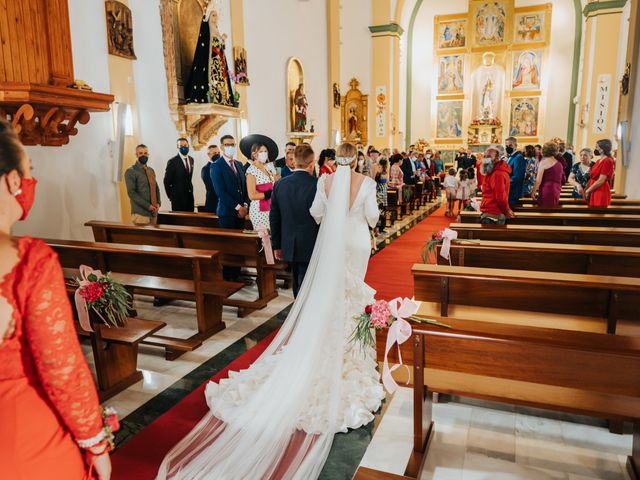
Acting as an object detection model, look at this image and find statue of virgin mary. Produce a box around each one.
[185,3,236,106]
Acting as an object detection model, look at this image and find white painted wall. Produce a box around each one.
[243,0,329,149]
[404,0,576,145]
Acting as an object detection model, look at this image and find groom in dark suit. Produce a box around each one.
[211,134,249,281]
[270,144,319,298]
[163,138,195,211]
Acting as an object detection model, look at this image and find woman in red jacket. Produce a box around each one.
[479,144,515,224]
[584,139,615,207]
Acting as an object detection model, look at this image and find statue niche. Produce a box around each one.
[472,52,504,122]
[341,78,368,145]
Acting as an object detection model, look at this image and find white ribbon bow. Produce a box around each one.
[439,227,458,261]
[382,297,419,393]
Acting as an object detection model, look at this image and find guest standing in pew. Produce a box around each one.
[522,144,539,198]
[274,142,295,170]
[279,143,297,179]
[479,144,514,224]
[0,120,112,479]
[201,144,220,213]
[211,134,249,281]
[568,148,594,199]
[270,144,319,298]
[531,142,564,207]
[240,134,279,230]
[124,144,161,225]
[584,139,616,207]
[505,136,525,207]
[163,137,195,212]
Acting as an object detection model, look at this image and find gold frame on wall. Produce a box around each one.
[513,4,552,49]
[508,96,541,141]
[468,0,514,52]
[434,14,468,54]
[341,77,369,145]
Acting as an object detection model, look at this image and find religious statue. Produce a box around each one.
[333,83,341,109]
[340,78,368,145]
[293,84,308,132]
[185,4,236,106]
[472,52,504,123]
[348,105,359,137]
[233,46,249,85]
[105,1,136,59]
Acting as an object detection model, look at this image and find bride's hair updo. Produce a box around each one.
[0,120,24,177]
[335,142,357,167]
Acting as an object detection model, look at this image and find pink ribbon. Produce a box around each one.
[256,225,275,265]
[440,228,458,261]
[74,265,107,332]
[382,297,419,393]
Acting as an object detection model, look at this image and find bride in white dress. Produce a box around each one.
[157,143,384,479]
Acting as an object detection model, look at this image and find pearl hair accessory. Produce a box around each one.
[336,156,355,166]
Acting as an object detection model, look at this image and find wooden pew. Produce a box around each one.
[402,319,640,479]
[50,239,241,358]
[435,240,640,278]
[518,198,639,206]
[459,210,640,228]
[412,264,640,333]
[387,189,400,223]
[157,211,253,230]
[515,205,640,215]
[85,221,285,317]
[452,223,640,247]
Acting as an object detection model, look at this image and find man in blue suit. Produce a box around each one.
[201,144,219,213]
[505,136,525,206]
[211,134,249,281]
[270,144,319,298]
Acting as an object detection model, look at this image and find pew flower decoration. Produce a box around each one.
[72,265,131,331]
[421,228,458,264]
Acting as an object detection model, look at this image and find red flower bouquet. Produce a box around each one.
[72,266,131,329]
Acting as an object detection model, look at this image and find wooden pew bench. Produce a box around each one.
[459,210,640,228]
[435,240,640,278]
[412,264,640,334]
[451,222,640,247]
[518,198,640,206]
[50,239,241,359]
[400,319,640,479]
[515,204,640,215]
[85,221,286,317]
[157,211,253,230]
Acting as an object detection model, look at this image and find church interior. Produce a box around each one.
[1,0,640,479]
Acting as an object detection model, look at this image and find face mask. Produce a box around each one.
[12,176,37,221]
[505,146,514,155]
[138,155,148,164]
[358,159,364,167]
[224,146,236,158]
[566,149,572,155]
[426,154,432,159]
[257,151,269,163]
[179,146,189,156]
[210,153,220,161]
[594,148,601,156]
[482,157,493,164]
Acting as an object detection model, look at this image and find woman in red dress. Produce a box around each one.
[318,148,337,177]
[0,121,112,479]
[584,139,615,207]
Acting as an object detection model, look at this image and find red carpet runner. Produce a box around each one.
[365,203,452,299]
[111,330,277,479]
[111,204,450,479]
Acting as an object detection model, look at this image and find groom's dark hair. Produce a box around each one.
[294,144,315,168]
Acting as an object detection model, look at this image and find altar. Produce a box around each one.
[431,0,550,148]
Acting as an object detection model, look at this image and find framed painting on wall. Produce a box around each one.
[511,49,541,91]
[469,0,509,49]
[435,15,467,51]
[438,55,465,94]
[509,97,539,137]
[437,101,464,139]
[513,5,551,46]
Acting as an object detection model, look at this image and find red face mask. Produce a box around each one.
[13,177,37,221]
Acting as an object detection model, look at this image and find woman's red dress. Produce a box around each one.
[587,156,615,207]
[319,164,335,177]
[0,237,103,479]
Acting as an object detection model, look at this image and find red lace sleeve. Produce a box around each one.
[22,242,103,443]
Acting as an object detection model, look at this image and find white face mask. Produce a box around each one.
[257,151,269,163]
[358,159,364,167]
[224,146,236,158]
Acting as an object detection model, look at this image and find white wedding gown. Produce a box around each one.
[157,166,384,480]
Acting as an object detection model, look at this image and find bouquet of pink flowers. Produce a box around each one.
[421,229,445,263]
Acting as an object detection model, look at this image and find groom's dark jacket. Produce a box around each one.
[270,170,319,263]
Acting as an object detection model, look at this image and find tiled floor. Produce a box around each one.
[360,388,634,480]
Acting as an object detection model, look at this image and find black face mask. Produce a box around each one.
[593,148,601,156]
[210,154,220,162]
[138,156,149,164]
[505,146,514,155]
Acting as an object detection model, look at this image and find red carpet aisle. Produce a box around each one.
[365,203,452,299]
[111,330,278,480]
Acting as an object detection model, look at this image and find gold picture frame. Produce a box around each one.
[513,4,552,48]
[434,14,467,54]
[468,0,514,52]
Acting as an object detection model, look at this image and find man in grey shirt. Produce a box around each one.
[124,144,161,224]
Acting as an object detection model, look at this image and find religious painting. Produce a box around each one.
[437,101,463,138]
[233,46,249,85]
[509,97,539,137]
[287,57,308,132]
[514,12,545,44]
[512,50,541,90]
[105,1,136,59]
[472,1,506,47]
[436,18,467,50]
[438,55,465,94]
[341,78,369,145]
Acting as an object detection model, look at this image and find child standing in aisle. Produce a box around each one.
[443,168,458,217]
[456,169,471,214]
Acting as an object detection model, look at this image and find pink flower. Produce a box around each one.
[79,282,104,303]
[370,300,392,328]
